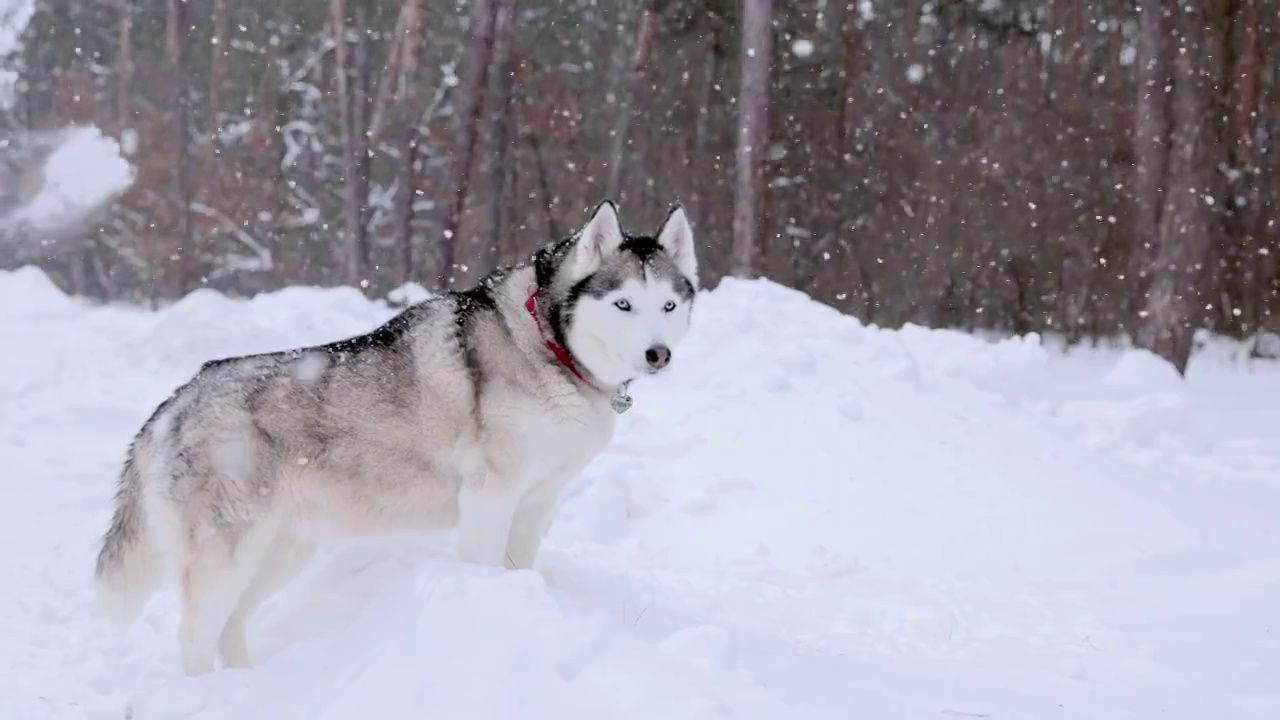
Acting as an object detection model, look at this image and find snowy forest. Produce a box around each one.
[0,0,1277,372]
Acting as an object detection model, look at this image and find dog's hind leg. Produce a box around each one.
[217,537,317,669]
[178,524,275,676]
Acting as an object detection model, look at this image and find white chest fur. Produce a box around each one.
[515,386,618,486]
[455,382,619,569]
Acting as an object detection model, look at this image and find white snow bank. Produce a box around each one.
[2,268,1279,719]
[1,126,135,231]
[386,280,434,306]
[1102,347,1184,392]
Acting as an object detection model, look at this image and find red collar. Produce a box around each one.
[525,289,587,382]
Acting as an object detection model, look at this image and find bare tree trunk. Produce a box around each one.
[839,3,861,154]
[367,6,414,147]
[268,42,289,240]
[392,0,426,286]
[1217,0,1265,333]
[481,0,516,270]
[353,0,373,285]
[115,0,131,132]
[438,0,497,287]
[1230,0,1261,170]
[692,30,717,165]
[331,0,370,288]
[166,0,193,296]
[525,127,558,240]
[838,2,875,319]
[1129,0,1170,321]
[331,0,353,277]
[732,0,771,278]
[605,0,659,201]
[690,29,720,234]
[1133,0,1222,374]
[395,137,419,287]
[209,0,229,142]
[495,146,517,260]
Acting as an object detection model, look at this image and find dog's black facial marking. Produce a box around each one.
[547,282,579,353]
[617,235,663,262]
[668,269,697,302]
[554,272,605,350]
[565,233,696,303]
[625,235,697,301]
[532,235,584,352]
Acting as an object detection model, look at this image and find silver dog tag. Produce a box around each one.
[611,384,633,414]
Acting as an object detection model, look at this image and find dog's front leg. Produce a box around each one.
[504,482,563,570]
[455,475,520,568]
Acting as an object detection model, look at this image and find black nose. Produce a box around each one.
[645,345,671,370]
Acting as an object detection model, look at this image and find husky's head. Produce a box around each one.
[536,200,698,387]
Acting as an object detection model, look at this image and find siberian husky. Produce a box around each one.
[94,201,699,675]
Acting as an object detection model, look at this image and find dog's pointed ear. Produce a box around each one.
[656,204,698,287]
[570,200,624,278]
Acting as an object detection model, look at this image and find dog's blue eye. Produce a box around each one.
[614,299,631,312]
[663,301,677,312]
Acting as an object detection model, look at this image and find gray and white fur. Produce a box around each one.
[94,201,699,675]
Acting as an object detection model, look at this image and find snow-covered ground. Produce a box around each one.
[2,266,1278,719]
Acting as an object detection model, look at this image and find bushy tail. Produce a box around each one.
[94,455,164,624]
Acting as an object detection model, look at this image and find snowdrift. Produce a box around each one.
[1,267,1278,719]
